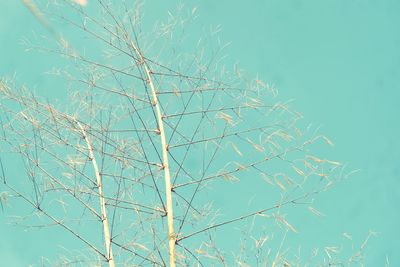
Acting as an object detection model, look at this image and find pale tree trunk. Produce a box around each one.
[130,42,177,267]
[77,121,115,267]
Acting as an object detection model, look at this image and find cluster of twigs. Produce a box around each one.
[0,1,364,266]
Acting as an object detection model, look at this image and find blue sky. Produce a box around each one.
[1,1,399,265]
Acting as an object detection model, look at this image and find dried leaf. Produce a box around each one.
[231,143,243,156]
[308,206,325,217]
[292,165,305,176]
[324,246,339,259]
[255,79,266,88]
[195,249,207,255]
[132,242,150,251]
[73,0,88,6]
[274,177,286,191]
[343,232,352,240]
[262,174,274,185]
[322,136,334,146]
[248,97,263,107]
[234,162,246,170]
[253,143,265,152]
[216,111,234,125]
[306,155,341,166]
[222,173,239,182]
[277,216,297,233]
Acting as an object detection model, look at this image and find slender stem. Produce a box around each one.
[176,192,316,243]
[76,121,115,267]
[129,42,176,267]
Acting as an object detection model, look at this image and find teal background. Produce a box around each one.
[1,0,399,265]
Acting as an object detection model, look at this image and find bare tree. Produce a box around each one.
[0,1,369,266]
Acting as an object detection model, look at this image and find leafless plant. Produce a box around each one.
[0,1,368,266]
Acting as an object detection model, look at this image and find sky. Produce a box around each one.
[191,1,400,265]
[1,0,399,266]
